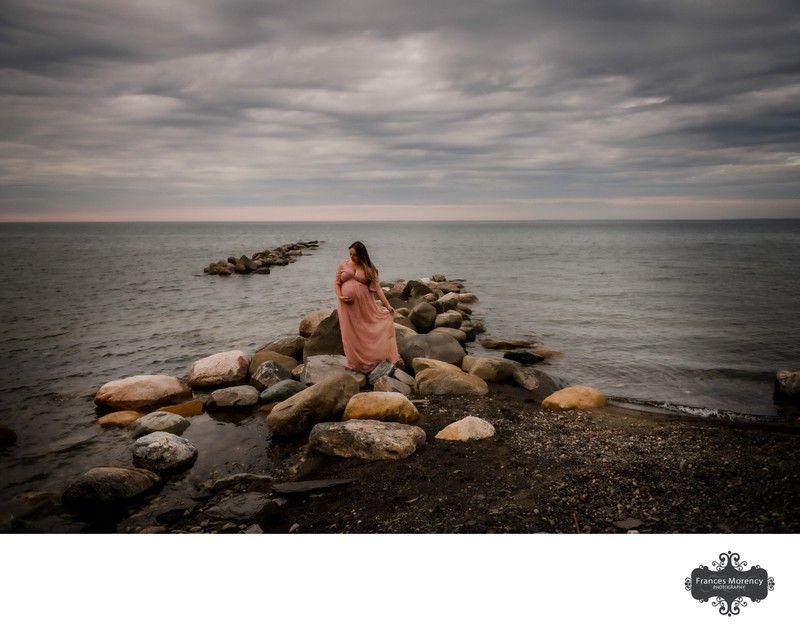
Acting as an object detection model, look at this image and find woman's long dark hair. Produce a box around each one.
[349,241,378,282]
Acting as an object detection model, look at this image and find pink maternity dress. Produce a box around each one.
[335,261,399,373]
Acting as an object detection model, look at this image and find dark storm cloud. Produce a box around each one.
[0,0,798,217]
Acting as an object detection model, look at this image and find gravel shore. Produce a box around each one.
[147,382,799,535]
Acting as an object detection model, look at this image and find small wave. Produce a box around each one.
[607,396,779,424]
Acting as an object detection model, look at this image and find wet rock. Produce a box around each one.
[248,350,298,376]
[94,375,192,411]
[266,373,360,437]
[205,492,276,521]
[303,311,345,361]
[775,369,800,401]
[157,399,204,417]
[479,337,536,350]
[250,360,294,390]
[343,392,421,424]
[462,356,517,382]
[205,473,274,493]
[130,411,190,437]
[255,335,306,362]
[132,432,198,473]
[435,416,496,441]
[208,385,260,408]
[309,419,426,460]
[96,410,143,428]
[300,355,366,387]
[260,379,307,404]
[299,309,334,338]
[503,349,545,365]
[398,331,466,369]
[187,350,250,389]
[542,386,607,410]
[513,367,563,401]
[62,466,163,510]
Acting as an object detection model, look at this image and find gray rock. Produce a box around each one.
[255,335,306,362]
[503,349,545,365]
[205,492,276,521]
[132,431,198,473]
[512,367,564,402]
[398,331,466,370]
[62,466,163,510]
[309,419,427,460]
[400,280,433,302]
[208,385,260,408]
[266,373,361,437]
[250,360,293,390]
[373,375,412,396]
[300,354,366,387]
[130,411,190,438]
[259,379,307,404]
[187,350,250,389]
[303,311,345,361]
[434,311,463,329]
[775,369,800,401]
[409,302,437,331]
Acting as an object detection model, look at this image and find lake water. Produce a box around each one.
[1,220,799,531]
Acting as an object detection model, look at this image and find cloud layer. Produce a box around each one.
[2,0,799,219]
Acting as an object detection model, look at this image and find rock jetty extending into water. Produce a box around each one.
[203,240,321,275]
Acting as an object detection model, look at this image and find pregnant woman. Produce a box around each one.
[334,241,399,375]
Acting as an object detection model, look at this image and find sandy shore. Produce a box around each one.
[121,382,799,534]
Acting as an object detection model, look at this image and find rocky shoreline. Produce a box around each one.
[203,240,321,275]
[4,274,798,534]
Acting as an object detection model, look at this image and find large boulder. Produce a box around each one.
[94,375,191,411]
[415,367,489,396]
[309,420,426,460]
[398,332,466,370]
[250,360,294,390]
[435,416,496,441]
[436,292,461,311]
[303,311,345,361]
[62,466,163,510]
[187,350,249,389]
[248,350,298,376]
[299,309,334,338]
[434,311,463,330]
[542,386,607,410]
[266,373,360,437]
[130,411,190,437]
[132,432,199,473]
[401,280,434,303]
[254,335,306,362]
[462,356,517,382]
[300,355,367,387]
[432,327,467,343]
[408,302,437,331]
[775,369,800,402]
[343,392,420,424]
[208,385,260,408]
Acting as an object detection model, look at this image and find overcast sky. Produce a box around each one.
[1,0,799,221]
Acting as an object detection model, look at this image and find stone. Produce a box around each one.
[457,292,478,303]
[94,375,192,411]
[130,411,190,437]
[613,518,644,530]
[394,323,419,338]
[266,373,361,437]
[299,309,334,338]
[432,327,467,342]
[271,479,354,494]
[398,331,466,370]
[503,349,545,365]
[532,346,563,359]
[187,350,250,389]
[254,335,306,362]
[208,385,260,408]
[132,431,198,473]
[250,360,294,390]
[300,354,366,387]
[303,311,345,361]
[542,386,607,410]
[462,356,517,382]
[205,492,276,521]
[248,350,298,376]
[513,367,564,401]
[259,379,307,404]
[479,337,536,350]
[373,375,412,396]
[96,410,143,428]
[343,391,420,424]
[411,357,465,376]
[415,368,489,396]
[309,420,427,460]
[775,369,800,401]
[400,280,434,302]
[62,466,163,510]
[435,416,496,441]
[436,292,461,311]
[392,368,415,387]
[408,302,437,331]
[434,311,463,329]
[157,399,205,417]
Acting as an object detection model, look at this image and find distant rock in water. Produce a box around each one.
[204,240,321,275]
